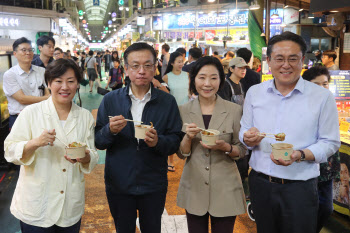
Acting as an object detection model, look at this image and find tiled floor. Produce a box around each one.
[1,75,350,232]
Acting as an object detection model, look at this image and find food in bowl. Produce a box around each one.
[68,142,83,148]
[202,130,215,136]
[134,123,153,139]
[271,143,293,161]
[275,133,286,141]
[65,142,87,159]
[200,129,220,146]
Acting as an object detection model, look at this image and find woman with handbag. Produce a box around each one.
[105,59,124,90]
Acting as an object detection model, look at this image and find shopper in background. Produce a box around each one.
[177,56,246,233]
[80,52,87,80]
[302,66,341,233]
[95,42,182,233]
[31,35,55,68]
[103,50,112,77]
[176,47,187,64]
[240,32,340,233]
[236,48,261,96]
[105,60,124,90]
[4,59,98,233]
[85,50,99,93]
[96,52,102,81]
[53,47,64,60]
[322,50,339,70]
[212,51,222,63]
[221,51,234,75]
[111,51,119,68]
[3,37,50,129]
[182,47,202,73]
[163,51,189,172]
[161,43,170,77]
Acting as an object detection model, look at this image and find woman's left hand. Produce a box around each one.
[64,149,91,164]
[200,140,229,151]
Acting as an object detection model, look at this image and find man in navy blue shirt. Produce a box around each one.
[31,35,54,68]
[182,47,202,73]
[95,43,182,233]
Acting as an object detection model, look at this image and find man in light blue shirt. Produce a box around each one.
[239,32,340,233]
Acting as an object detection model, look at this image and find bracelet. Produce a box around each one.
[180,149,191,157]
[225,144,233,155]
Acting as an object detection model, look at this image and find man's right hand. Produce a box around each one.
[243,127,264,147]
[109,115,127,134]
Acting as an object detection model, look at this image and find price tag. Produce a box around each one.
[340,121,350,132]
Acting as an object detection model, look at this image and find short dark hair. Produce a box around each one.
[227,65,237,77]
[13,37,31,51]
[54,47,63,53]
[113,59,120,64]
[76,51,80,55]
[189,47,202,60]
[165,51,183,75]
[81,52,86,55]
[45,59,83,85]
[236,48,252,64]
[162,43,170,52]
[106,50,110,53]
[97,52,101,55]
[124,42,157,66]
[176,47,186,55]
[213,51,219,55]
[36,35,55,47]
[189,56,225,95]
[267,31,307,58]
[111,51,119,61]
[322,50,337,62]
[302,66,331,82]
[88,50,94,56]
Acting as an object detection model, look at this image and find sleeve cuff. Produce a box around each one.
[79,149,99,174]
[12,141,35,166]
[307,145,327,163]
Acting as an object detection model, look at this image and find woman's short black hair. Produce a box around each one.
[164,51,183,75]
[302,66,330,82]
[227,65,236,77]
[45,59,83,85]
[88,50,94,56]
[189,56,225,95]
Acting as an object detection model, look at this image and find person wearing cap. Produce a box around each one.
[217,57,248,106]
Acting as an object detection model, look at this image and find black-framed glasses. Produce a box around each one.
[272,57,300,66]
[18,48,35,53]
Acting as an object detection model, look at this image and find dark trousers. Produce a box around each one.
[249,169,318,233]
[317,179,334,232]
[106,187,167,233]
[9,114,18,130]
[20,219,81,233]
[185,211,236,233]
[97,65,102,81]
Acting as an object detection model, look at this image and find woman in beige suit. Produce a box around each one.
[177,56,247,233]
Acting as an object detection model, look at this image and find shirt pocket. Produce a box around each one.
[219,129,234,143]
[18,180,44,217]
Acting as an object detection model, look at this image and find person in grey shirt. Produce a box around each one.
[85,50,99,93]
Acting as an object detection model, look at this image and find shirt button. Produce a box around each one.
[63,169,66,172]
[60,191,64,194]
[205,181,209,185]
[205,167,209,171]
[205,153,209,157]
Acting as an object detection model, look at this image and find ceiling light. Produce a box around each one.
[119,6,124,10]
[126,7,129,11]
[208,0,215,2]
[112,18,116,21]
[79,16,83,19]
[109,12,111,14]
[330,10,339,13]
[308,13,314,18]
[271,13,279,18]
[299,8,303,12]
[284,0,289,8]
[281,23,287,27]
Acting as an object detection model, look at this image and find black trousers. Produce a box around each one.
[106,186,167,233]
[186,211,236,233]
[249,169,318,233]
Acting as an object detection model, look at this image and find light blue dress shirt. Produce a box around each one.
[239,78,340,180]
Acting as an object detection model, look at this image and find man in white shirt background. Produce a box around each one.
[239,32,340,233]
[161,43,170,78]
[3,37,50,130]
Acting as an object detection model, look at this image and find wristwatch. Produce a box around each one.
[225,144,233,155]
[296,150,306,162]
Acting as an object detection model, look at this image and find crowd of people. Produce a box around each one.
[2,31,343,233]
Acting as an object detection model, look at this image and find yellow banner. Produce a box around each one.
[262,74,273,82]
[205,28,249,45]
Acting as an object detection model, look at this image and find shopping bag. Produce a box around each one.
[97,87,110,95]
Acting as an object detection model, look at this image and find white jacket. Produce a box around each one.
[4,97,98,228]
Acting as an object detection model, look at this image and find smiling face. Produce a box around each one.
[311,75,329,89]
[195,65,221,100]
[172,55,184,72]
[48,68,78,107]
[267,40,304,90]
[13,43,34,64]
[124,50,156,88]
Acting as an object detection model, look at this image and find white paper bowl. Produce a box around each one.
[65,143,87,159]
[271,143,293,161]
[134,125,152,139]
[200,129,220,146]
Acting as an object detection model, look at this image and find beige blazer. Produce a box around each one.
[176,96,246,217]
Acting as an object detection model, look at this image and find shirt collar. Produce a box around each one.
[16,64,36,75]
[128,85,152,101]
[266,76,304,96]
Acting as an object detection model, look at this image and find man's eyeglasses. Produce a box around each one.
[127,64,155,71]
[18,48,35,53]
[54,52,62,56]
[272,57,300,66]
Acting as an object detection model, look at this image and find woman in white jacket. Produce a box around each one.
[4,59,99,232]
